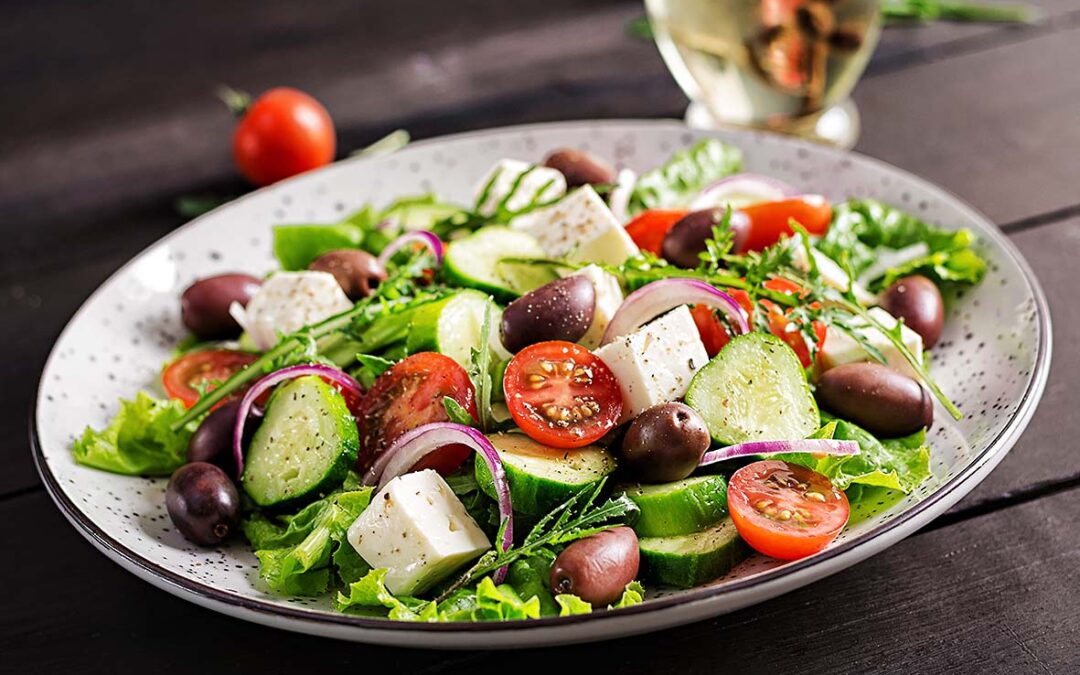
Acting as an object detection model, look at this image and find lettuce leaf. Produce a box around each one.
[817,199,986,289]
[336,572,543,622]
[779,416,931,493]
[335,568,434,620]
[71,392,195,476]
[629,139,742,215]
[273,222,367,271]
[245,488,373,596]
[555,594,593,616]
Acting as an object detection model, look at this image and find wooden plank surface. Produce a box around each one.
[5,484,1078,673]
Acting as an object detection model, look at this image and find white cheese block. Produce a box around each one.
[819,307,925,380]
[595,306,709,423]
[567,264,624,350]
[513,185,640,266]
[791,244,878,307]
[229,271,352,350]
[473,159,566,218]
[347,470,490,596]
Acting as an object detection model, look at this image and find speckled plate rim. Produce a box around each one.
[30,119,1052,649]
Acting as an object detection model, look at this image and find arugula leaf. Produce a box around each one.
[629,139,742,214]
[468,300,496,432]
[817,199,986,289]
[779,416,931,493]
[353,353,396,388]
[442,397,476,426]
[72,392,196,476]
[245,488,373,596]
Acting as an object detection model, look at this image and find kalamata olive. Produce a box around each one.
[550,527,640,605]
[187,400,250,477]
[181,273,261,340]
[880,275,945,348]
[542,148,617,188]
[165,462,241,546]
[308,249,387,300]
[621,403,711,482]
[500,276,596,353]
[816,362,933,437]
[661,208,751,268]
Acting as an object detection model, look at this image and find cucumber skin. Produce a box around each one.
[241,377,359,509]
[621,475,729,537]
[473,447,616,516]
[685,332,819,445]
[443,227,554,302]
[639,522,748,588]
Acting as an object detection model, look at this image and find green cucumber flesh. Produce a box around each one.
[685,332,819,445]
[620,475,728,537]
[639,517,747,588]
[474,433,616,515]
[242,376,359,508]
[444,226,555,301]
[405,290,511,367]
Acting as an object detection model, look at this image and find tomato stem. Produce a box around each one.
[216,84,251,118]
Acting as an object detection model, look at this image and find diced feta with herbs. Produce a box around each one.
[595,306,709,422]
[819,306,925,379]
[567,264,624,349]
[791,243,877,306]
[513,185,640,266]
[473,159,566,218]
[230,271,352,350]
[346,470,490,596]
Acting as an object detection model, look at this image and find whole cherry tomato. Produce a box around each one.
[230,87,336,186]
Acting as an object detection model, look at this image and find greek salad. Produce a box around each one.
[72,139,986,621]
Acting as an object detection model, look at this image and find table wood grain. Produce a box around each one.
[3,0,1077,671]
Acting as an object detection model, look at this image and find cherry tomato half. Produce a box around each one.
[741,196,832,252]
[624,209,689,256]
[690,289,755,357]
[728,460,849,560]
[162,350,258,408]
[233,87,336,186]
[503,341,622,448]
[354,352,477,476]
[760,278,826,367]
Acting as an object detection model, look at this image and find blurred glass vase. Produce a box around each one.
[646,0,882,148]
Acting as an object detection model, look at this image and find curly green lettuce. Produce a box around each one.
[629,138,743,215]
[72,392,195,476]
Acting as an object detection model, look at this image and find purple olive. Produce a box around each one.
[187,400,249,477]
[881,275,945,348]
[500,276,596,353]
[550,527,640,605]
[816,362,933,437]
[661,208,751,268]
[181,273,261,339]
[309,249,387,300]
[166,462,240,546]
[542,148,617,188]
[621,403,711,482]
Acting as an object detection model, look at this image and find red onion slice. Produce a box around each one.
[232,364,364,479]
[699,438,860,466]
[376,230,444,268]
[365,422,514,581]
[690,173,798,211]
[601,278,750,346]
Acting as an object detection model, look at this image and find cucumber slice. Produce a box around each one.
[474,433,617,515]
[639,518,747,588]
[620,475,728,537]
[444,226,556,301]
[242,376,359,508]
[405,290,511,367]
[685,332,819,445]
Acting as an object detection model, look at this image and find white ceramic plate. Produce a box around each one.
[32,120,1051,649]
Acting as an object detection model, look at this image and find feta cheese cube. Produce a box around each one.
[567,264,624,349]
[347,470,490,596]
[230,271,352,350]
[473,159,566,218]
[819,307,925,379]
[791,244,878,307]
[513,186,640,266]
[595,306,709,422]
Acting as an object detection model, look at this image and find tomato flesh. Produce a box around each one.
[624,209,689,256]
[162,350,258,408]
[690,289,755,357]
[728,460,849,560]
[354,352,477,476]
[233,87,336,187]
[503,341,622,448]
[741,196,832,252]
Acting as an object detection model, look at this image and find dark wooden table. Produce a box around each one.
[4,1,1079,672]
